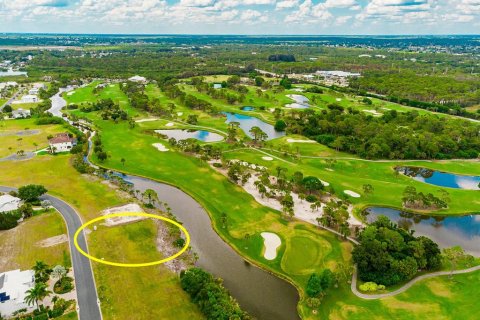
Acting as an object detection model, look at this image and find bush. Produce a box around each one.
[212,163,222,168]
[305,195,317,203]
[173,238,185,248]
[274,120,287,131]
[54,277,74,294]
[18,185,48,203]
[0,211,21,230]
[3,105,12,112]
[359,282,385,292]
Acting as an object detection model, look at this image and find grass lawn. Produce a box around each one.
[0,210,70,273]
[0,118,68,157]
[0,155,203,320]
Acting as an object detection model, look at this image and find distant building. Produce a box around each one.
[128,75,147,83]
[315,70,361,87]
[0,194,21,213]
[32,83,46,90]
[213,83,222,89]
[48,133,77,153]
[28,88,39,95]
[12,108,31,119]
[0,269,35,317]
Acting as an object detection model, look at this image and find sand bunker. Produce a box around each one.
[344,190,361,198]
[102,203,145,226]
[177,112,183,116]
[109,84,115,87]
[287,138,315,143]
[262,156,273,161]
[36,234,68,247]
[165,122,174,127]
[320,180,330,187]
[67,91,75,96]
[261,232,281,260]
[135,118,159,123]
[363,109,382,117]
[153,143,169,152]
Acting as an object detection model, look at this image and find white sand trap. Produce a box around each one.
[165,122,174,127]
[262,156,273,161]
[325,168,334,172]
[363,109,382,117]
[67,91,75,96]
[320,180,330,187]
[36,234,68,248]
[261,232,281,260]
[177,112,183,116]
[344,190,361,198]
[109,84,115,87]
[135,118,159,123]
[287,138,315,143]
[153,143,169,152]
[102,203,145,226]
[336,98,342,102]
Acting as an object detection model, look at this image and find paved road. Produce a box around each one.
[351,264,480,300]
[0,186,102,320]
[0,91,20,111]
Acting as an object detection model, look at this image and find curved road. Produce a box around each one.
[0,186,101,320]
[351,264,480,300]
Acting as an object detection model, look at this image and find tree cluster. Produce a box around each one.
[180,268,251,320]
[352,216,442,286]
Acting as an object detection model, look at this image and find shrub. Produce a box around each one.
[212,163,222,168]
[305,195,317,203]
[359,282,385,292]
[54,277,74,294]
[173,238,185,248]
[274,119,287,131]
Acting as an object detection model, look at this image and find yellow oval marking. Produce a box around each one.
[73,212,190,268]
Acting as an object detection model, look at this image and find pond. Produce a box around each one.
[223,112,285,141]
[285,94,310,109]
[109,173,300,319]
[396,166,480,190]
[0,68,28,77]
[241,106,255,111]
[366,207,480,256]
[154,129,224,142]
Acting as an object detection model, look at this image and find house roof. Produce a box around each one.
[0,194,21,213]
[48,133,75,144]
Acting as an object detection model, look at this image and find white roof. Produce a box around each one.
[22,94,38,99]
[316,70,361,77]
[0,269,35,317]
[0,194,21,213]
[128,75,147,82]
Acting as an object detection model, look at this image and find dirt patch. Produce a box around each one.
[155,221,190,274]
[101,203,145,226]
[36,234,68,247]
[426,280,453,298]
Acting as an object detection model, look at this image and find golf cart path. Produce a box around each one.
[0,186,102,320]
[351,263,480,299]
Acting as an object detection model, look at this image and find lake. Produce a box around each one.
[285,94,309,109]
[154,129,224,142]
[366,207,480,256]
[0,68,28,77]
[396,166,480,190]
[223,112,285,141]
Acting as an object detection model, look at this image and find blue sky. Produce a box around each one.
[0,0,478,34]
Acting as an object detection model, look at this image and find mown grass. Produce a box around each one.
[0,155,203,320]
[0,210,70,273]
[0,118,66,157]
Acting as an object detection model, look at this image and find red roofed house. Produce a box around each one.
[48,133,77,153]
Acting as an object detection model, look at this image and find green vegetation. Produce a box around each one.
[353,216,442,286]
[180,268,251,319]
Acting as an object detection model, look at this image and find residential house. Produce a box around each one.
[48,133,77,153]
[0,269,35,317]
[14,95,39,104]
[0,194,21,213]
[213,83,222,89]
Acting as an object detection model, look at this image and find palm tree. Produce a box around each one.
[32,261,49,279]
[24,282,51,310]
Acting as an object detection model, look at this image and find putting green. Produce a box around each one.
[281,231,332,275]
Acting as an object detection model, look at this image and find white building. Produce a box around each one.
[0,269,35,317]
[28,88,39,95]
[48,133,77,153]
[213,83,222,89]
[0,194,21,213]
[32,83,46,90]
[128,75,147,83]
[315,70,361,87]
[12,108,31,119]
[13,95,39,104]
